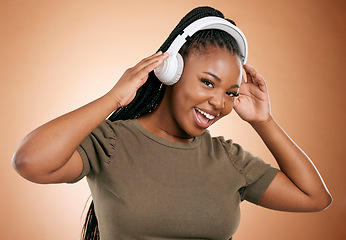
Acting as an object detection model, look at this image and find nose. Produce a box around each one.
[208,91,225,110]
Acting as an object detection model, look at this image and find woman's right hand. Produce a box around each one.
[108,51,169,108]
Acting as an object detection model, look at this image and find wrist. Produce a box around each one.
[100,92,123,113]
[250,115,276,132]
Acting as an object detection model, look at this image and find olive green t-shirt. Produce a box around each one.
[72,119,278,240]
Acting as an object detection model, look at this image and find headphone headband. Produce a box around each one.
[155,16,248,85]
[168,16,248,64]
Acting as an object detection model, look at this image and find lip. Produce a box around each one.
[195,107,220,118]
[193,107,218,129]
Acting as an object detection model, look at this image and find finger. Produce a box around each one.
[244,63,261,82]
[241,69,246,84]
[134,52,168,70]
[142,51,163,61]
[253,73,267,92]
[233,97,240,109]
[244,64,267,92]
[136,53,169,80]
[141,52,169,72]
[243,65,254,83]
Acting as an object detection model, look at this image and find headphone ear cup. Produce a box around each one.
[172,53,184,85]
[154,53,184,85]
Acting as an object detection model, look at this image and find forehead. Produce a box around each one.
[182,46,242,83]
[183,44,240,64]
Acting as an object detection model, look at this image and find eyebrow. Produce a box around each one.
[203,71,240,89]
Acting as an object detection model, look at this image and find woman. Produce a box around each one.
[12,6,332,240]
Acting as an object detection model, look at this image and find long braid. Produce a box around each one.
[82,6,240,240]
[107,6,232,121]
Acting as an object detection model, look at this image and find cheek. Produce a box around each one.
[175,82,206,106]
[171,86,195,115]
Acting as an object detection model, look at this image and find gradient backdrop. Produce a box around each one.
[1,0,345,239]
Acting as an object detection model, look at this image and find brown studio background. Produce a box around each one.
[1,0,345,239]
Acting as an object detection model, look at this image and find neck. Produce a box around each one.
[137,91,194,144]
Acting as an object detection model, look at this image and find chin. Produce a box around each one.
[185,123,209,138]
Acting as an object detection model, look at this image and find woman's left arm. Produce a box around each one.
[234,64,332,212]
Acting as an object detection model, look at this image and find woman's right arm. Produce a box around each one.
[12,51,169,184]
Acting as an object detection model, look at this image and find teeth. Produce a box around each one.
[195,108,216,120]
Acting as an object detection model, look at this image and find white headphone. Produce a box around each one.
[154,16,248,85]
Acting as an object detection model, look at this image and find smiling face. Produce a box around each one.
[152,45,242,140]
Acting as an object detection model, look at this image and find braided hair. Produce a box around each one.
[82,6,241,240]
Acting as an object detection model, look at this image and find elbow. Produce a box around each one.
[309,191,333,212]
[12,148,28,176]
[319,192,333,211]
[12,148,45,184]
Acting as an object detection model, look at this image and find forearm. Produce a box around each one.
[251,116,330,199]
[13,92,119,175]
[13,51,169,182]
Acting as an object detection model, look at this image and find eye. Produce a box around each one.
[201,78,214,88]
[226,91,239,97]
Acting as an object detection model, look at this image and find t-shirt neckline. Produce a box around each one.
[132,119,202,149]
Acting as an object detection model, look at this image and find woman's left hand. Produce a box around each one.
[234,65,332,212]
[233,64,272,125]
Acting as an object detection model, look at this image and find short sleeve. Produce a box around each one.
[69,120,116,183]
[220,138,278,204]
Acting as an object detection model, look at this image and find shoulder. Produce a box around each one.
[79,119,138,158]
[200,132,240,161]
[104,119,136,130]
[209,134,251,162]
[101,119,140,137]
[202,132,237,154]
[208,133,272,185]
